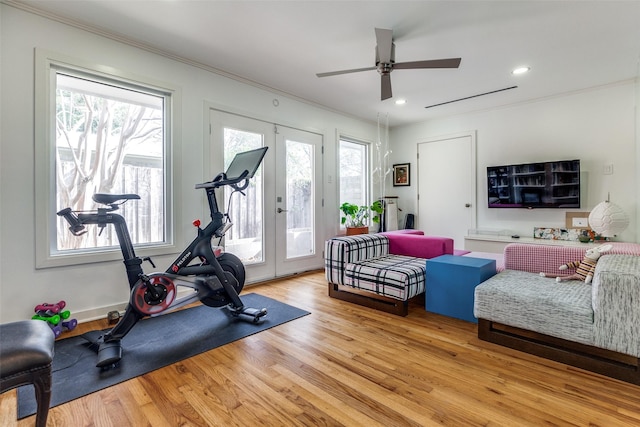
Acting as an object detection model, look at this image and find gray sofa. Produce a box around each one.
[474,242,640,385]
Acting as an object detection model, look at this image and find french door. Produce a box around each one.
[209,110,323,282]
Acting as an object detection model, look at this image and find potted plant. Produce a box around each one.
[340,200,384,235]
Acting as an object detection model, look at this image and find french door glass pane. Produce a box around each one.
[286,139,314,258]
[223,128,264,264]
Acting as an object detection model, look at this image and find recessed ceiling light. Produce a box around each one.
[395,99,407,105]
[512,67,530,75]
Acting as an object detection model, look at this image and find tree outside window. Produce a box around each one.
[54,71,168,253]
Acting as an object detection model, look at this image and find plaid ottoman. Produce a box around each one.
[344,255,427,301]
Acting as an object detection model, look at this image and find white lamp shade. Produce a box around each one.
[588,201,629,237]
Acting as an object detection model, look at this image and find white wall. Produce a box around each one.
[389,81,638,243]
[636,75,640,241]
[0,5,377,322]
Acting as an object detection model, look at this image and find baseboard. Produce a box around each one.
[477,319,640,385]
[72,302,129,323]
[72,287,197,324]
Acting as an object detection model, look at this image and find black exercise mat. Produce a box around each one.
[17,293,309,419]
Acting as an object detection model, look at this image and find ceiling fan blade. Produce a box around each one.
[375,28,393,64]
[394,58,462,70]
[381,74,392,100]
[316,66,376,78]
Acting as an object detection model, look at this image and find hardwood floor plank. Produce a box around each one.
[2,271,640,426]
[119,380,166,426]
[0,391,17,427]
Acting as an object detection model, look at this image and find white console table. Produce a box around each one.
[464,234,597,253]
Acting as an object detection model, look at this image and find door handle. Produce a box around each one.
[465,203,472,208]
[277,208,288,213]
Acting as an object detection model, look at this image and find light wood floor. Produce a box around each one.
[2,271,639,426]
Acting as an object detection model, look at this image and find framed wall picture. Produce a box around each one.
[393,163,410,187]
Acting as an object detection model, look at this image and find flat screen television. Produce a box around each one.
[487,159,580,209]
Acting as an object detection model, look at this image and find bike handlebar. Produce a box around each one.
[57,207,87,236]
[195,170,250,192]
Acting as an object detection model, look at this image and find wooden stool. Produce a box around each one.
[0,320,55,427]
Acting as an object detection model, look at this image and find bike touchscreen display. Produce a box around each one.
[225,147,268,180]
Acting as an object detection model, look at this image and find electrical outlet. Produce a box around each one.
[572,217,589,227]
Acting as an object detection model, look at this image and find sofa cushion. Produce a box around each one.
[386,233,454,259]
[344,255,427,301]
[381,229,424,235]
[503,242,640,277]
[504,244,588,276]
[593,255,640,357]
[474,269,594,346]
[325,234,389,286]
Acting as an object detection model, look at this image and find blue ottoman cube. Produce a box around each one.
[426,255,496,323]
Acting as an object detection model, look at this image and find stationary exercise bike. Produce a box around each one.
[57,147,269,368]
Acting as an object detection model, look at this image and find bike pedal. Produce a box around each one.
[237,307,267,323]
[246,307,267,317]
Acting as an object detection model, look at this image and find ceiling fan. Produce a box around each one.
[316,28,461,101]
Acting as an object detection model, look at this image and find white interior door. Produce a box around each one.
[210,110,323,282]
[417,133,476,249]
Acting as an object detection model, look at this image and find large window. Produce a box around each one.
[36,51,178,267]
[339,138,370,226]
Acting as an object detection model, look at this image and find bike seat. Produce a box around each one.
[93,193,141,205]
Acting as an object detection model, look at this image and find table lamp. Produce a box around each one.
[588,194,629,238]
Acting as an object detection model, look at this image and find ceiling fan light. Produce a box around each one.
[512,66,530,75]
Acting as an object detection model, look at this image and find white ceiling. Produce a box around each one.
[11,0,640,127]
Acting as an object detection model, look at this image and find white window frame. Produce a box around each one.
[338,136,373,230]
[35,49,182,268]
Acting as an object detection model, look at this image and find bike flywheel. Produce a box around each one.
[132,275,176,315]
